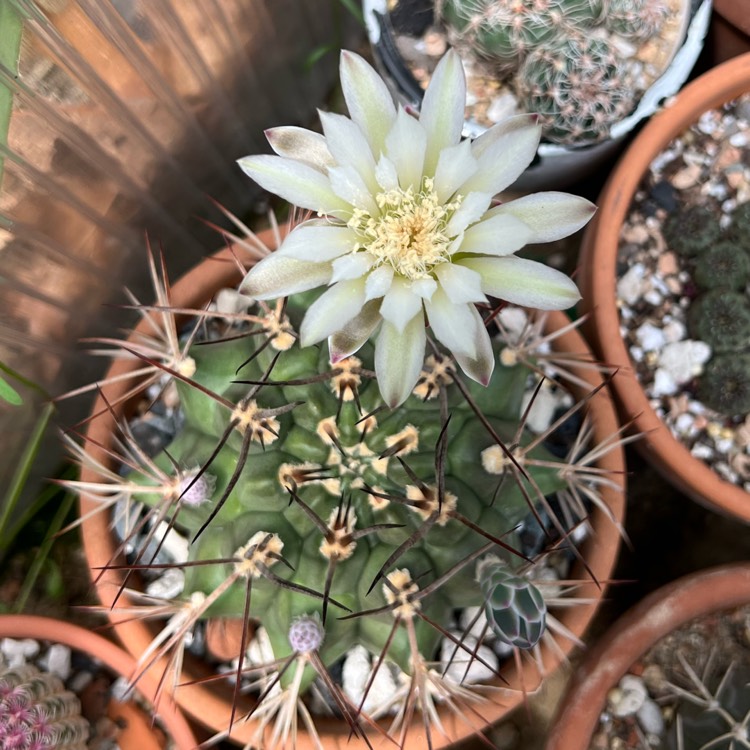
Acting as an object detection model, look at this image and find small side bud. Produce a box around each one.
[288,615,324,654]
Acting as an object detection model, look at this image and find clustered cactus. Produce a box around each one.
[0,664,89,749]
[665,203,750,415]
[437,0,668,144]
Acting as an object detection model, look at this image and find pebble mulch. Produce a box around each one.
[589,604,750,749]
[615,93,750,492]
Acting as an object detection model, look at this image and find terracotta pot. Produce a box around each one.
[546,563,750,750]
[79,229,627,747]
[0,615,197,750]
[578,52,750,524]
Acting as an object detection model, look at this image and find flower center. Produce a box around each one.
[348,178,461,281]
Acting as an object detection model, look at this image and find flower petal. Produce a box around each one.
[459,256,581,310]
[238,155,350,214]
[365,265,395,300]
[460,114,542,196]
[445,191,494,236]
[419,48,466,174]
[276,221,357,262]
[459,213,532,257]
[434,263,487,304]
[380,277,424,333]
[264,126,334,172]
[241,254,333,300]
[375,155,399,191]
[329,300,381,362]
[300,278,367,346]
[319,110,379,193]
[411,277,438,300]
[330,251,375,282]
[340,50,397,157]
[385,107,427,191]
[424,289,476,357]
[453,305,495,386]
[434,140,478,203]
[486,192,597,243]
[375,313,426,408]
[329,165,380,214]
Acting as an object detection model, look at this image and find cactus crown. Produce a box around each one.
[688,290,750,354]
[692,241,750,291]
[67,233,626,747]
[0,665,89,750]
[662,205,722,258]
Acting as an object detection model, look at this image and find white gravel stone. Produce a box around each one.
[636,697,665,735]
[651,368,678,397]
[609,674,647,717]
[486,93,518,123]
[521,382,563,433]
[635,322,666,352]
[617,264,648,306]
[1,638,39,667]
[153,521,189,564]
[674,413,697,437]
[692,443,714,460]
[497,306,529,339]
[213,288,254,315]
[145,567,185,600]
[459,606,490,642]
[662,320,686,344]
[111,676,132,702]
[342,645,398,716]
[38,643,72,681]
[247,627,275,665]
[657,340,712,384]
[441,634,498,685]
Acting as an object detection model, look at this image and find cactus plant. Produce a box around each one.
[438,0,602,69]
[662,205,723,258]
[68,50,627,749]
[517,35,637,144]
[692,241,750,290]
[0,664,89,749]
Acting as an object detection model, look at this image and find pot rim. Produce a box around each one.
[0,613,197,750]
[78,229,626,748]
[578,52,750,524]
[546,562,750,750]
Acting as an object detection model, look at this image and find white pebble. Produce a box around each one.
[486,93,518,123]
[342,645,398,716]
[213,288,253,315]
[1,638,39,667]
[68,670,93,693]
[651,368,678,397]
[609,674,647,717]
[635,322,666,352]
[636,697,665,735]
[145,567,185,600]
[110,676,132,702]
[662,320,686,344]
[459,607,489,642]
[617,264,648,306]
[715,438,735,454]
[441,634,498,685]
[692,443,714,460]
[247,627,275,665]
[657,340,712,384]
[674,413,697,437]
[521,383,562,433]
[153,521,189,564]
[497,306,529,339]
[38,644,72,681]
[643,289,663,306]
[730,132,748,147]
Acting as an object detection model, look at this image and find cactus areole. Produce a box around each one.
[75,49,627,750]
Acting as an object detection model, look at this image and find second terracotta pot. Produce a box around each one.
[578,53,750,523]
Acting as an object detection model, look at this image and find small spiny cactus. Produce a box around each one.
[692,241,750,291]
[0,664,89,750]
[604,0,668,40]
[727,201,750,251]
[662,206,722,258]
[439,0,602,69]
[517,35,636,144]
[688,290,750,354]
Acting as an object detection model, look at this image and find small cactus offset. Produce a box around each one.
[0,664,89,750]
[517,35,636,144]
[69,51,625,748]
[438,0,602,69]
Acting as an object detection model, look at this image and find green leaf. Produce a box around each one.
[0,373,22,405]
[0,0,24,189]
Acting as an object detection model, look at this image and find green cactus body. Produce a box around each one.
[688,289,750,354]
[605,0,667,40]
[0,665,89,749]
[439,0,602,69]
[698,353,750,415]
[662,206,722,258]
[126,290,574,695]
[692,241,750,291]
[517,35,636,144]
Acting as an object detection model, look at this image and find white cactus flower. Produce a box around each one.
[238,50,594,407]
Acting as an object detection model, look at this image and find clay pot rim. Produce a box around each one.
[78,230,626,748]
[546,563,750,750]
[713,0,750,39]
[578,53,750,524]
[0,613,197,750]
